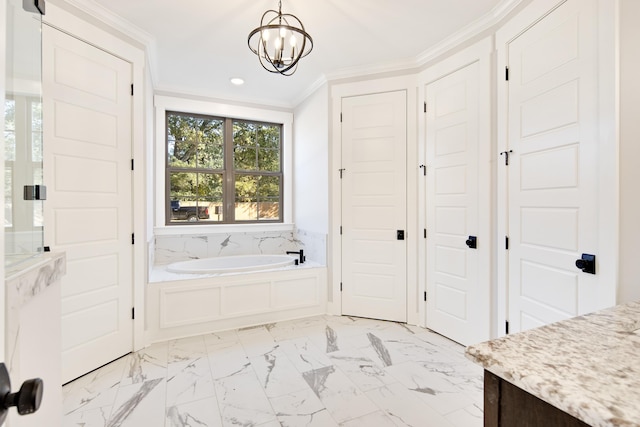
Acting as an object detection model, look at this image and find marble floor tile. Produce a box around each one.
[339,410,397,427]
[250,348,310,398]
[445,404,483,427]
[62,315,486,427]
[107,378,166,427]
[365,382,456,427]
[269,388,338,427]
[120,341,168,386]
[166,356,215,406]
[63,406,112,427]
[385,361,476,416]
[214,368,277,426]
[303,365,378,422]
[165,397,223,427]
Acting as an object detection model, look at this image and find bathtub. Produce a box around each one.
[167,254,296,274]
[147,256,327,343]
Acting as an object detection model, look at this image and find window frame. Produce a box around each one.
[155,95,293,232]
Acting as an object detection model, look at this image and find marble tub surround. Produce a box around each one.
[466,301,640,427]
[64,315,483,427]
[154,230,302,265]
[154,229,327,267]
[295,228,327,266]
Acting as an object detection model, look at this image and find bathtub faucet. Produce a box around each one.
[286,250,305,264]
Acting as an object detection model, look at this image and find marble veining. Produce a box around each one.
[466,300,640,427]
[64,315,483,427]
[153,229,327,269]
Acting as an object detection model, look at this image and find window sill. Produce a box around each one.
[154,223,295,236]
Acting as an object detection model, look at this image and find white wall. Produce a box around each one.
[618,0,640,303]
[293,84,329,234]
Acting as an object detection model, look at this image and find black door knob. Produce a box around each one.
[0,363,44,424]
[5,378,43,415]
[465,236,477,249]
[575,253,596,274]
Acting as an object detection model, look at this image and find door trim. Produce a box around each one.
[43,4,147,351]
[418,37,493,336]
[330,76,419,324]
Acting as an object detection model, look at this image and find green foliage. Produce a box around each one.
[167,113,282,222]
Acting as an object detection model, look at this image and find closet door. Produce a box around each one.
[505,0,602,332]
[340,91,407,322]
[425,61,490,345]
[43,25,134,382]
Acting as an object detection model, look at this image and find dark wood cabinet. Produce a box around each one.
[484,371,591,427]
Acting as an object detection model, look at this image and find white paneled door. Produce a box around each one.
[43,26,133,383]
[425,62,490,346]
[340,91,407,322]
[506,0,601,332]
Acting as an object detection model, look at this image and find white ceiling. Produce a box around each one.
[66,0,520,108]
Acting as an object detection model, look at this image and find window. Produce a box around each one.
[166,111,283,224]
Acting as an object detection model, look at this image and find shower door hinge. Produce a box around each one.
[505,321,510,335]
[23,0,45,15]
[131,307,135,320]
[505,66,509,81]
[505,236,509,250]
[131,84,134,96]
[131,233,135,245]
[423,291,427,302]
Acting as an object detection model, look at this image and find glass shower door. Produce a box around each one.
[4,0,44,269]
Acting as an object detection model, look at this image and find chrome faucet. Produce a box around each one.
[286,249,305,264]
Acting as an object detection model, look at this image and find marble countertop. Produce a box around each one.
[466,301,640,427]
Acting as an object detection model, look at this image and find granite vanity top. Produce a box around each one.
[466,301,640,427]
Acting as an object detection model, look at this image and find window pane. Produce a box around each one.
[197,118,223,169]
[257,124,280,149]
[169,172,223,222]
[5,100,15,162]
[258,148,280,172]
[235,174,281,221]
[167,113,224,169]
[258,175,280,220]
[233,121,281,172]
[4,167,12,227]
[31,101,43,162]
[234,146,257,171]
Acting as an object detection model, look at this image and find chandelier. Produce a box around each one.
[247,0,313,76]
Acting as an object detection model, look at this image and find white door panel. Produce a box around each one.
[506,0,600,332]
[43,26,133,383]
[426,61,489,346]
[341,91,407,322]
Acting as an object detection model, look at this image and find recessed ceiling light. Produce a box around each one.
[230,78,245,86]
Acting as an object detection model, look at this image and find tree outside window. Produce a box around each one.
[166,111,283,224]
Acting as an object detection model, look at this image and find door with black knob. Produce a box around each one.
[501,0,614,334]
[424,53,491,346]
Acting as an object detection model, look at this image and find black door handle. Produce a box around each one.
[465,236,477,249]
[575,253,596,274]
[0,363,43,424]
